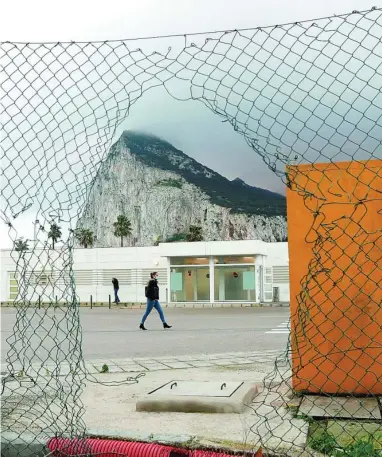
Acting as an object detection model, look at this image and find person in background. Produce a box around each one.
[112,277,120,303]
[140,272,171,330]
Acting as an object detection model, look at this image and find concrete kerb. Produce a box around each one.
[0,429,323,457]
[1,432,48,457]
[1,430,265,456]
[0,301,290,309]
[0,430,260,457]
[85,429,264,454]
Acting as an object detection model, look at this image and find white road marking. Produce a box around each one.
[266,321,290,334]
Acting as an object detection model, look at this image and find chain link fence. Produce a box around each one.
[1,7,381,456]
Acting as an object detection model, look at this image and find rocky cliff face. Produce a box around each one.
[78,131,287,246]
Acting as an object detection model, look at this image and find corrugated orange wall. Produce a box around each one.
[287,159,382,394]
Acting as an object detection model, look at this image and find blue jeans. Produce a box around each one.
[141,299,165,324]
[114,289,120,303]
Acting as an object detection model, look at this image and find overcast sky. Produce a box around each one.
[0,0,380,249]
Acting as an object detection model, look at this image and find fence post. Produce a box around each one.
[109,295,111,309]
[38,296,41,309]
[90,295,93,309]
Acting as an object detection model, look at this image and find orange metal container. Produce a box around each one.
[287,159,382,394]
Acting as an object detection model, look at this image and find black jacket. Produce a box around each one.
[146,279,159,300]
[112,278,119,290]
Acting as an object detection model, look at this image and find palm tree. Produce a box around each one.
[113,215,132,247]
[153,235,163,247]
[186,225,203,242]
[48,223,62,249]
[75,228,95,248]
[14,238,29,253]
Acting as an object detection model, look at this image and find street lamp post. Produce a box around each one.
[33,219,40,248]
[134,205,140,247]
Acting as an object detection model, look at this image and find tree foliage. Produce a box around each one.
[165,233,188,243]
[14,238,29,253]
[75,228,95,248]
[48,223,62,249]
[186,225,203,242]
[113,215,132,247]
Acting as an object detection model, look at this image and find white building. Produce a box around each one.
[0,240,290,304]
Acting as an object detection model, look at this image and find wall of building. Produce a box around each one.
[74,246,166,303]
[264,242,291,302]
[157,240,268,257]
[0,246,165,304]
[0,240,290,304]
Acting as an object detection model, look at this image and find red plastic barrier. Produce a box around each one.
[48,438,174,457]
[47,438,262,457]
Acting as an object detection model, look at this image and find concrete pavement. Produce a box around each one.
[1,360,304,456]
[85,349,285,373]
[1,308,290,363]
[1,307,301,457]
[5,349,286,379]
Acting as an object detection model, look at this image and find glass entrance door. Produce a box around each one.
[170,267,210,302]
[214,266,256,301]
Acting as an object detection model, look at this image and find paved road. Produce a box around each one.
[1,308,290,363]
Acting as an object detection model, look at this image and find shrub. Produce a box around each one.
[155,178,183,189]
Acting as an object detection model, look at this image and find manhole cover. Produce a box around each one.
[137,381,258,413]
[149,381,243,397]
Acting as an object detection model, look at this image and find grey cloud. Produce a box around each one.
[1,3,381,248]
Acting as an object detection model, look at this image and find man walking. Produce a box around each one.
[112,277,120,303]
[140,272,171,330]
